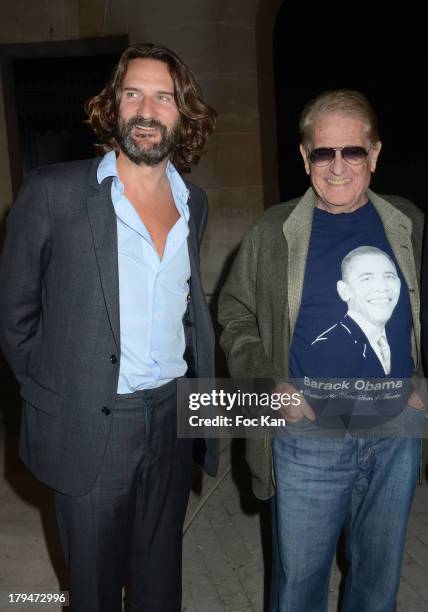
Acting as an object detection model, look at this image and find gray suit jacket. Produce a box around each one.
[0,157,218,495]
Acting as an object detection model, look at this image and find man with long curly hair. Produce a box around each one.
[0,43,218,612]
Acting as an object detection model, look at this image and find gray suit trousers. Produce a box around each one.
[55,380,193,612]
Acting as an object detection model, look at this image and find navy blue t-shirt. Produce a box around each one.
[289,201,414,381]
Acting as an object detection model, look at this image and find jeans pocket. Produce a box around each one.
[282,416,323,438]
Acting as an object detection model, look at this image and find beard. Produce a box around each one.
[115,115,179,167]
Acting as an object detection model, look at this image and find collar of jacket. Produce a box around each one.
[282,186,420,367]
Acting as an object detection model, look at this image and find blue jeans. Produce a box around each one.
[270,407,423,612]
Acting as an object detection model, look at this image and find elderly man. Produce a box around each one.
[219,90,425,611]
[0,44,217,612]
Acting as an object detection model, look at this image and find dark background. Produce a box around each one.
[274,0,427,210]
[14,54,119,173]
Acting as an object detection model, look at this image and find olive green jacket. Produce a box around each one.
[218,187,424,500]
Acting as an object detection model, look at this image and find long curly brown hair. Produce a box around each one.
[85,43,217,172]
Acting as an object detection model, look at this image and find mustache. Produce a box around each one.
[124,116,166,131]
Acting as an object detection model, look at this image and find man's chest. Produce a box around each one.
[125,190,180,259]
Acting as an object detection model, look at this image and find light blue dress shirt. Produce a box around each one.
[97,151,191,392]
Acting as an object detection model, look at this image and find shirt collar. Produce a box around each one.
[165,159,190,219]
[347,310,385,345]
[97,150,118,184]
[96,151,190,219]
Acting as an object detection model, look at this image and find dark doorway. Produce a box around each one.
[1,36,128,195]
[14,54,119,173]
[274,1,427,211]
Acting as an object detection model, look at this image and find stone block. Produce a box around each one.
[185,571,219,604]
[0,0,79,43]
[405,531,428,568]
[205,184,263,225]
[398,579,426,607]
[217,23,257,77]
[189,601,224,612]
[77,0,106,38]
[103,0,131,36]
[0,520,64,591]
[218,0,259,27]
[224,501,262,556]
[191,133,262,189]
[130,23,219,79]
[128,0,218,29]
[191,523,235,582]
[407,511,428,536]
[401,557,428,591]
[198,185,264,292]
[200,77,260,133]
[214,576,250,609]
[213,522,252,568]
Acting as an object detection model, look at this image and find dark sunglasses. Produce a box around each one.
[308,145,372,167]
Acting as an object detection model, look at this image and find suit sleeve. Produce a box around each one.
[421,216,428,374]
[187,183,208,247]
[0,169,52,386]
[218,229,282,380]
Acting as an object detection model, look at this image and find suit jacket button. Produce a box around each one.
[102,407,111,415]
[110,354,118,364]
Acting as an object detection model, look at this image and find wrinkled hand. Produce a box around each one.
[273,382,316,423]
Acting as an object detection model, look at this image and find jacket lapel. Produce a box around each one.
[187,217,199,281]
[186,186,204,300]
[282,188,316,338]
[86,176,120,350]
[186,203,201,365]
